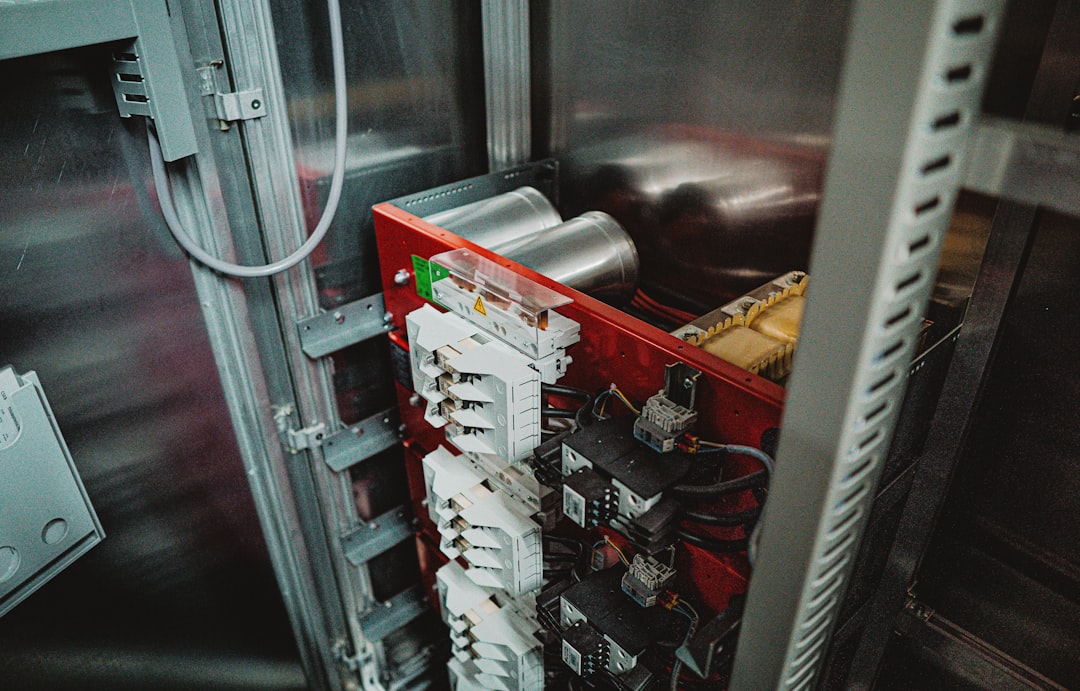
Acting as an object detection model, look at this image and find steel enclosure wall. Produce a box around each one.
[0,47,303,690]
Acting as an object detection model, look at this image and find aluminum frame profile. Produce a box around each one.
[481,0,531,170]
[170,0,364,687]
[133,1,348,689]
[729,1,1005,689]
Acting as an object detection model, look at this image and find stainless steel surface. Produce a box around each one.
[555,134,827,308]
[498,210,641,300]
[0,43,302,689]
[424,185,563,248]
[965,117,1080,217]
[481,0,531,170]
[731,1,1005,688]
[539,0,850,308]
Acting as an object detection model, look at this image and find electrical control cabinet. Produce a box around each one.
[0,0,1049,688]
[0,366,103,618]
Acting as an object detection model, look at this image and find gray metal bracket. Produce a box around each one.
[0,0,199,161]
[342,507,412,566]
[196,62,267,127]
[358,585,428,642]
[297,293,391,359]
[322,408,400,472]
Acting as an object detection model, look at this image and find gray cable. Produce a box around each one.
[148,0,347,277]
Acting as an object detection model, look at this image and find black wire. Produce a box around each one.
[682,506,761,526]
[544,554,578,563]
[574,393,593,428]
[678,530,749,553]
[543,535,585,554]
[542,384,591,400]
[672,469,767,499]
[541,388,593,429]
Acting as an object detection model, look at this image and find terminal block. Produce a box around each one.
[561,621,609,678]
[437,561,543,691]
[633,393,698,453]
[633,362,702,453]
[408,305,542,463]
[560,418,689,551]
[562,468,618,528]
[620,554,677,608]
[560,567,688,679]
[423,446,541,595]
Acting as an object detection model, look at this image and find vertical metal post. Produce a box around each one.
[481,0,531,170]
[729,1,1004,689]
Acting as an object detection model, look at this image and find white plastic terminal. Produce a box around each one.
[423,446,541,595]
[428,248,580,371]
[437,561,543,691]
[408,305,542,462]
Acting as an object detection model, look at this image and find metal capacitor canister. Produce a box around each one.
[566,135,824,308]
[496,211,640,300]
[423,186,563,250]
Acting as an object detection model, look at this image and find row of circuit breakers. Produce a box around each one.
[389,192,779,691]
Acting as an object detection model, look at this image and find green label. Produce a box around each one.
[411,255,433,302]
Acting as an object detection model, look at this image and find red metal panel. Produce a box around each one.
[374,200,785,620]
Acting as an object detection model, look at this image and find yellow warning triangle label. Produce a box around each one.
[473,296,487,316]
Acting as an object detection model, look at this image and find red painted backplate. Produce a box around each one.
[374,202,785,624]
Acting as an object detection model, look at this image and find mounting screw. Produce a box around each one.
[251,99,261,110]
[333,311,345,324]
[408,393,421,407]
[683,377,693,389]
[383,312,394,324]
[393,269,411,285]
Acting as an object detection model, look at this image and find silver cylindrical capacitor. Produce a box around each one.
[423,186,562,250]
[497,211,640,300]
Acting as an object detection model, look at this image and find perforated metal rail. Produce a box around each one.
[730,2,1005,689]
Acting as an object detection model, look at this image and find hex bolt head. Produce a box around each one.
[333,311,345,324]
[383,312,394,324]
[393,269,411,285]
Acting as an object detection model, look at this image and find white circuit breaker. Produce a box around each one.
[423,446,541,595]
[407,249,582,689]
[437,560,543,691]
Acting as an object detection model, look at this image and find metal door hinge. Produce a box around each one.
[196,62,267,128]
[273,405,326,454]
